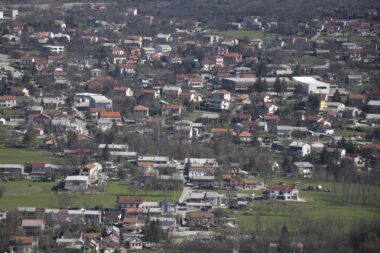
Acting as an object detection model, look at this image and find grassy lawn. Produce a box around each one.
[227,177,380,233]
[0,146,55,164]
[211,30,278,42]
[0,180,181,211]
[185,111,203,122]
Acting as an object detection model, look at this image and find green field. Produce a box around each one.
[211,30,278,42]
[0,147,55,164]
[0,180,180,211]
[228,177,380,233]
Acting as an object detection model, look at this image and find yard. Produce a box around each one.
[210,30,278,42]
[0,146,55,164]
[228,177,380,233]
[0,180,181,211]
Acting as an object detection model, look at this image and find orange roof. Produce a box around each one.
[99,111,121,118]
[0,95,16,101]
[264,114,280,120]
[188,211,214,219]
[124,216,138,223]
[113,86,130,91]
[163,104,181,110]
[138,162,154,167]
[211,128,234,133]
[9,236,36,245]
[239,131,252,137]
[134,105,149,111]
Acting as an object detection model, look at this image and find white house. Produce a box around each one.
[0,96,16,108]
[292,162,314,178]
[124,237,143,250]
[288,141,311,157]
[65,176,90,191]
[207,90,231,110]
[80,162,102,184]
[162,86,182,98]
[292,76,331,95]
[268,185,299,200]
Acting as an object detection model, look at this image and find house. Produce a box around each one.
[80,162,103,184]
[288,141,311,157]
[0,95,16,108]
[162,86,182,98]
[207,90,231,110]
[21,219,44,235]
[242,178,263,189]
[133,105,149,117]
[243,121,268,132]
[124,237,143,250]
[292,162,315,178]
[64,175,90,191]
[292,76,331,95]
[117,196,144,209]
[113,86,133,97]
[367,100,380,114]
[9,236,39,253]
[99,111,122,123]
[8,86,29,96]
[267,185,299,201]
[155,44,172,54]
[187,211,214,228]
[263,114,280,130]
[156,33,171,42]
[161,104,182,116]
[0,164,25,180]
[74,93,112,110]
[276,126,309,139]
[239,131,253,144]
[189,167,215,178]
[347,93,366,108]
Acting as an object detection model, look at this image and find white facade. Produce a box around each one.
[293,76,331,95]
[288,141,311,157]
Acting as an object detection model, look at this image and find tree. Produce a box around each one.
[22,126,37,147]
[307,94,321,113]
[0,186,5,198]
[274,77,286,94]
[184,158,191,176]
[278,225,292,253]
[101,144,110,161]
[332,90,342,102]
[143,220,162,243]
[254,77,268,92]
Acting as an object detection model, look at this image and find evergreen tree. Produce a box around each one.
[274,77,286,94]
[101,144,110,161]
[22,126,37,147]
[278,225,292,253]
[332,90,342,102]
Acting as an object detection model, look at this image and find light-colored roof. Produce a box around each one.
[292,76,330,87]
[22,219,43,227]
[65,175,89,182]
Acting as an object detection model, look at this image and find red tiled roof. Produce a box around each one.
[189,211,214,219]
[0,95,16,101]
[134,105,149,111]
[9,236,36,245]
[239,131,252,137]
[99,111,121,118]
[271,185,296,191]
[138,162,154,167]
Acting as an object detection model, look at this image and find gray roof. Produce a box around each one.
[293,162,314,168]
[368,100,380,106]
